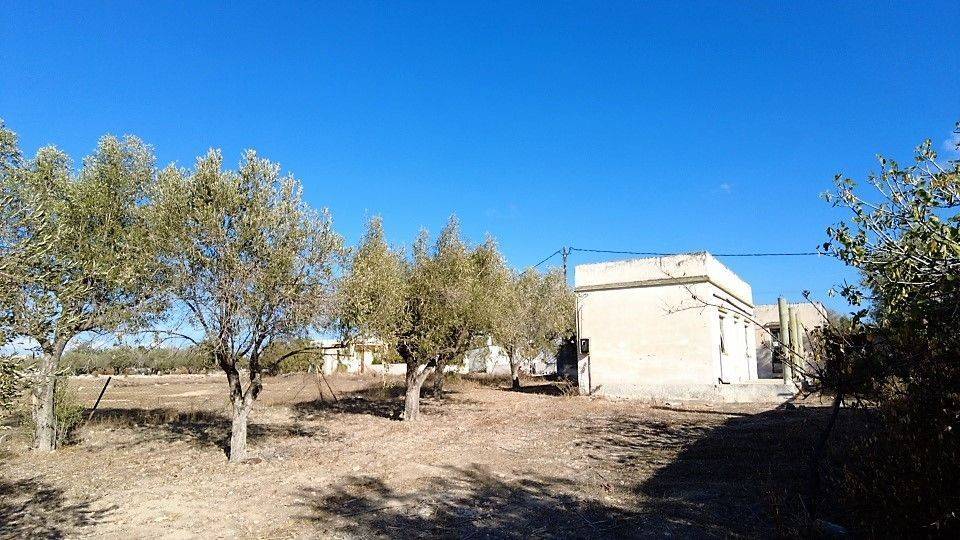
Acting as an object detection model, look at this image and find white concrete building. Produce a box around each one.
[575,253,792,402]
[313,338,387,375]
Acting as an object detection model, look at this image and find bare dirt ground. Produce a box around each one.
[0,373,830,539]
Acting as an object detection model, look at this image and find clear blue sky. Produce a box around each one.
[2,1,958,312]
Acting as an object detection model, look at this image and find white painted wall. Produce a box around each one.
[575,253,759,399]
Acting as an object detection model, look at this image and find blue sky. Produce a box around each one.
[2,1,958,313]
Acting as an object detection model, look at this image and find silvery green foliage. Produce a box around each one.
[340,216,510,418]
[152,148,342,458]
[341,215,506,368]
[0,120,167,450]
[0,355,25,411]
[0,121,166,351]
[491,267,575,366]
[153,149,342,366]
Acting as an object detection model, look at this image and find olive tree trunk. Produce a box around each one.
[223,360,261,462]
[32,340,67,452]
[403,363,435,421]
[509,351,522,390]
[229,393,254,462]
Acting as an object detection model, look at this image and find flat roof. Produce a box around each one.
[574,252,753,307]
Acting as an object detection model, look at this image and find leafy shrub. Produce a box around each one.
[53,380,85,446]
[815,124,960,536]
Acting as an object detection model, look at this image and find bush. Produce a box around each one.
[53,380,85,447]
[811,322,960,536]
[815,124,960,536]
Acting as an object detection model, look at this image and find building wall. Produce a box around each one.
[574,253,758,399]
[577,282,718,393]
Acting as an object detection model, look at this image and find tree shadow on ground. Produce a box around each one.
[86,407,323,456]
[292,396,406,421]
[503,381,574,396]
[290,385,483,422]
[295,464,647,539]
[0,476,114,538]
[576,405,833,536]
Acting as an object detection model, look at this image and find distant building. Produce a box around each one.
[574,253,793,402]
[753,302,828,378]
[313,338,388,374]
[463,337,512,375]
[463,337,560,376]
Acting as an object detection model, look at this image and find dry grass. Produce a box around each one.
[0,373,830,538]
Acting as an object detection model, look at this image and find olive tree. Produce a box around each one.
[336,217,407,355]
[491,268,574,389]
[0,121,164,451]
[153,149,341,461]
[339,216,503,420]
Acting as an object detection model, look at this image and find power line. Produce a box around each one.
[530,246,822,272]
[569,247,821,258]
[532,249,562,268]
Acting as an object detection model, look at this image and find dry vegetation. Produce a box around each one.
[0,373,834,538]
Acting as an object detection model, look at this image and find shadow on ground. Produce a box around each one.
[503,381,573,396]
[294,405,835,538]
[290,385,483,422]
[295,464,645,539]
[576,405,832,536]
[0,476,113,538]
[292,396,406,421]
[87,407,322,455]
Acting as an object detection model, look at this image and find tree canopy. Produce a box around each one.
[490,267,575,388]
[339,216,512,419]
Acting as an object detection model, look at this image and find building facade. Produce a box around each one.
[574,253,790,402]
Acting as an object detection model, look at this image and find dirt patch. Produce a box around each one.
[0,373,829,538]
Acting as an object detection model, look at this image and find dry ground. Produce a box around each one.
[0,373,831,539]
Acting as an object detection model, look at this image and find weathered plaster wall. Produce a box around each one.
[575,253,760,399]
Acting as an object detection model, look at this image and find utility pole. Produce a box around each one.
[778,297,793,384]
[789,306,801,383]
[561,246,570,282]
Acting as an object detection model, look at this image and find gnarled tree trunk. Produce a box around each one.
[403,363,435,421]
[222,354,262,462]
[32,340,67,452]
[32,360,57,451]
[229,393,253,462]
